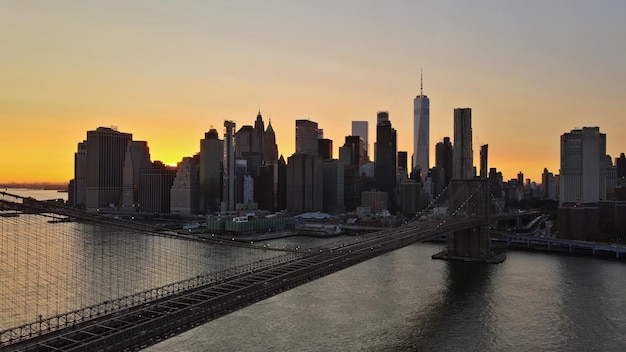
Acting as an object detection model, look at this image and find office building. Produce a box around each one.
[318,138,333,160]
[374,111,397,206]
[84,127,132,212]
[170,157,199,215]
[199,128,223,213]
[286,153,323,213]
[340,136,366,212]
[616,153,626,178]
[122,141,152,210]
[361,191,388,213]
[452,108,473,180]
[542,168,557,201]
[70,141,87,207]
[234,111,279,179]
[489,168,504,200]
[322,160,345,214]
[351,121,369,160]
[413,73,430,180]
[479,144,488,179]
[255,163,278,211]
[560,127,607,204]
[398,151,409,182]
[295,119,319,155]
[223,121,236,212]
[435,137,453,187]
[235,159,248,205]
[138,162,177,213]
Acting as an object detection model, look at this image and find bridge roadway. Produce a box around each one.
[3,213,503,352]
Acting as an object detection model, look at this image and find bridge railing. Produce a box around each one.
[0,250,304,347]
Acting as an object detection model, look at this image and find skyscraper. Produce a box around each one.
[452,108,473,180]
[435,137,453,187]
[480,144,488,179]
[199,128,223,213]
[224,121,236,211]
[351,121,368,160]
[264,119,279,163]
[560,127,607,204]
[84,127,132,211]
[397,151,408,172]
[234,111,279,178]
[170,156,199,215]
[542,168,557,200]
[322,160,345,214]
[121,141,151,209]
[413,72,430,181]
[138,162,176,213]
[374,111,397,209]
[616,152,626,178]
[295,119,319,155]
[340,135,366,212]
[318,138,333,160]
[286,153,323,213]
[70,141,87,207]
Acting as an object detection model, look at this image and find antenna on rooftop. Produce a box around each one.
[420,68,423,95]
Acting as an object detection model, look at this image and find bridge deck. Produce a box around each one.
[4,216,485,351]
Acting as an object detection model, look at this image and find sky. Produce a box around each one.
[1,0,625,183]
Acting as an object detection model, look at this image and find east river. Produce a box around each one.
[142,239,626,352]
[2,190,625,351]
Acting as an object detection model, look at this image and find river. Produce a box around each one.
[143,238,626,351]
[2,189,625,351]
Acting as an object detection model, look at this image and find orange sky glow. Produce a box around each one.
[1,1,625,184]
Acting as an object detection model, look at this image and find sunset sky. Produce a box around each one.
[1,1,625,184]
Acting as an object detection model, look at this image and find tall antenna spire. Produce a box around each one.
[420,68,423,95]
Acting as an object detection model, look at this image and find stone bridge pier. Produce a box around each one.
[434,179,506,263]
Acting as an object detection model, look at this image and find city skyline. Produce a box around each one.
[2,1,626,183]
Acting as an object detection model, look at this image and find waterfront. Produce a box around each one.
[145,241,626,352]
[2,189,626,351]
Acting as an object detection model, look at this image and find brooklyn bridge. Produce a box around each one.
[1,181,532,351]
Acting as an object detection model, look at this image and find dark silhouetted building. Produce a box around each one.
[170,156,200,215]
[322,160,345,214]
[295,119,319,155]
[435,136,453,188]
[234,111,279,181]
[489,168,503,199]
[223,121,236,212]
[374,111,397,209]
[85,127,132,212]
[199,128,223,213]
[480,144,488,179]
[452,108,473,180]
[286,153,323,213]
[255,163,278,211]
[277,156,287,211]
[616,153,626,178]
[69,141,87,207]
[340,136,366,211]
[413,75,430,181]
[351,121,369,161]
[560,127,607,204]
[138,162,177,213]
[318,138,333,160]
[122,141,152,210]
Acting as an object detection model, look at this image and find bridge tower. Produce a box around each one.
[434,179,505,263]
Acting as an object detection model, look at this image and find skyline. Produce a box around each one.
[2,1,626,183]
